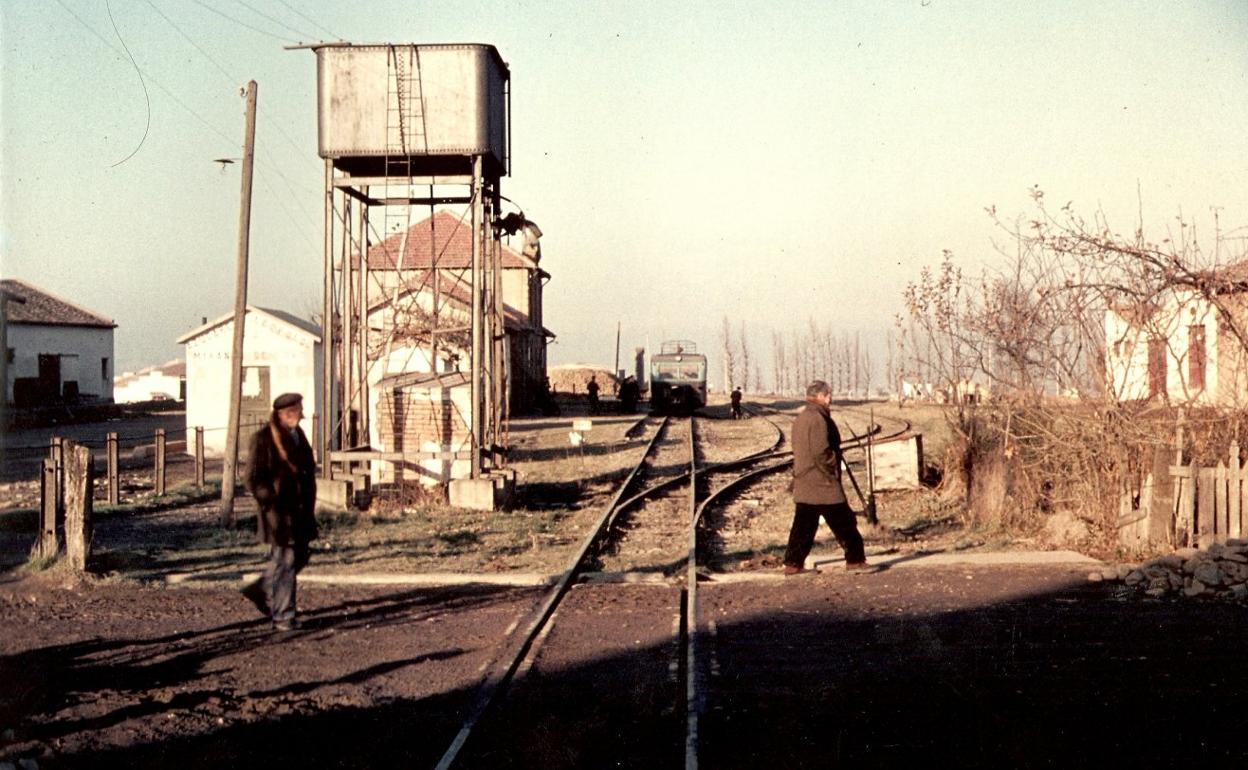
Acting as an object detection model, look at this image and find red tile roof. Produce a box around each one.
[0,279,115,328]
[366,210,536,270]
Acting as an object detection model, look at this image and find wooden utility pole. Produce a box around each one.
[220,80,258,525]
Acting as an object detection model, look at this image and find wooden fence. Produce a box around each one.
[1120,441,1247,549]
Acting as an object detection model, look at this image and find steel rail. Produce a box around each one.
[434,415,671,770]
[684,417,701,769]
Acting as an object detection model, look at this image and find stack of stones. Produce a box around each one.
[1098,540,1248,599]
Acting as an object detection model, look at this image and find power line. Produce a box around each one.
[233,0,318,43]
[143,0,319,170]
[104,0,152,167]
[51,0,237,148]
[189,0,295,43]
[143,0,233,83]
[275,0,343,41]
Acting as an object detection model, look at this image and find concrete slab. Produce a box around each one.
[449,478,499,510]
[162,551,1104,589]
[810,549,1102,571]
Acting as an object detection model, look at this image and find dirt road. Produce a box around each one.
[4,561,1248,768]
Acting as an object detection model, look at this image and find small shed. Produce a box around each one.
[1,278,117,406]
[371,370,472,485]
[177,307,322,457]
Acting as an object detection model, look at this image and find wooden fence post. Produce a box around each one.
[106,431,120,506]
[49,436,64,524]
[1177,460,1197,548]
[32,458,59,560]
[1231,442,1243,540]
[1215,461,1229,544]
[195,426,205,489]
[1149,446,1174,545]
[155,428,166,496]
[1198,466,1216,548]
[64,441,93,572]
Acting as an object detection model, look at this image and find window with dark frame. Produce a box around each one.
[1147,337,1167,397]
[1188,324,1206,390]
[101,357,109,381]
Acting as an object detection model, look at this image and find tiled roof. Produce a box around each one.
[366,210,536,271]
[0,279,115,328]
[1201,260,1248,288]
[371,276,534,331]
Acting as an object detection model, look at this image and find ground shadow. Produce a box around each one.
[8,572,1248,768]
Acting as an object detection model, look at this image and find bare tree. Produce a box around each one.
[901,186,1248,542]
[720,315,736,392]
[738,320,751,393]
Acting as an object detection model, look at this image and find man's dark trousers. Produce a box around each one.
[265,543,310,623]
[783,502,865,567]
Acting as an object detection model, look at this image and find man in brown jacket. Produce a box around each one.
[241,392,319,630]
[784,380,872,575]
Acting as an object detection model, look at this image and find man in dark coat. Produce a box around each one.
[587,375,600,415]
[730,386,743,419]
[784,380,873,575]
[241,392,319,630]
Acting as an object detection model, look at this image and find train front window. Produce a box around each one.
[652,363,680,381]
[652,362,704,381]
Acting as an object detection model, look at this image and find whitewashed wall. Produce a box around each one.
[6,324,115,401]
[1105,292,1222,405]
[182,311,320,457]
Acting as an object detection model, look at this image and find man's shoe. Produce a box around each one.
[241,580,269,617]
[272,618,302,631]
[845,561,881,574]
[783,565,811,576]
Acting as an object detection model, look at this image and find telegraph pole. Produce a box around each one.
[220,80,258,525]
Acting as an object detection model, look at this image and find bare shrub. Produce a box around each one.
[903,189,1248,547]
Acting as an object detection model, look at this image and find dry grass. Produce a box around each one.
[6,397,1032,581]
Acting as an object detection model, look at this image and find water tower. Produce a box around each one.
[305,43,513,499]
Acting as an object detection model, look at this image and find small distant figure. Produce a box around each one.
[587,375,600,415]
[730,386,743,419]
[784,380,874,576]
[242,392,319,631]
[620,375,639,413]
[540,376,560,416]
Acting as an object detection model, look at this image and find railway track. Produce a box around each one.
[435,403,910,768]
[434,413,794,768]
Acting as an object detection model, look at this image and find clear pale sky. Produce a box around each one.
[3,1,1247,380]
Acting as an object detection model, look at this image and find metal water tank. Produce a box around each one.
[316,43,509,174]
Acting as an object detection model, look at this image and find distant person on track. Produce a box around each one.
[241,392,319,631]
[730,386,743,419]
[783,380,874,576]
[620,375,639,413]
[587,375,600,415]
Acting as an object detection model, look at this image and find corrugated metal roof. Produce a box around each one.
[0,278,115,328]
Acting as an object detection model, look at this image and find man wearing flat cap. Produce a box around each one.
[242,392,318,630]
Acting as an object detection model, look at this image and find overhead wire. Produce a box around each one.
[189,0,296,43]
[54,0,325,301]
[143,0,320,175]
[275,0,343,41]
[51,0,236,147]
[104,0,152,167]
[232,0,319,42]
